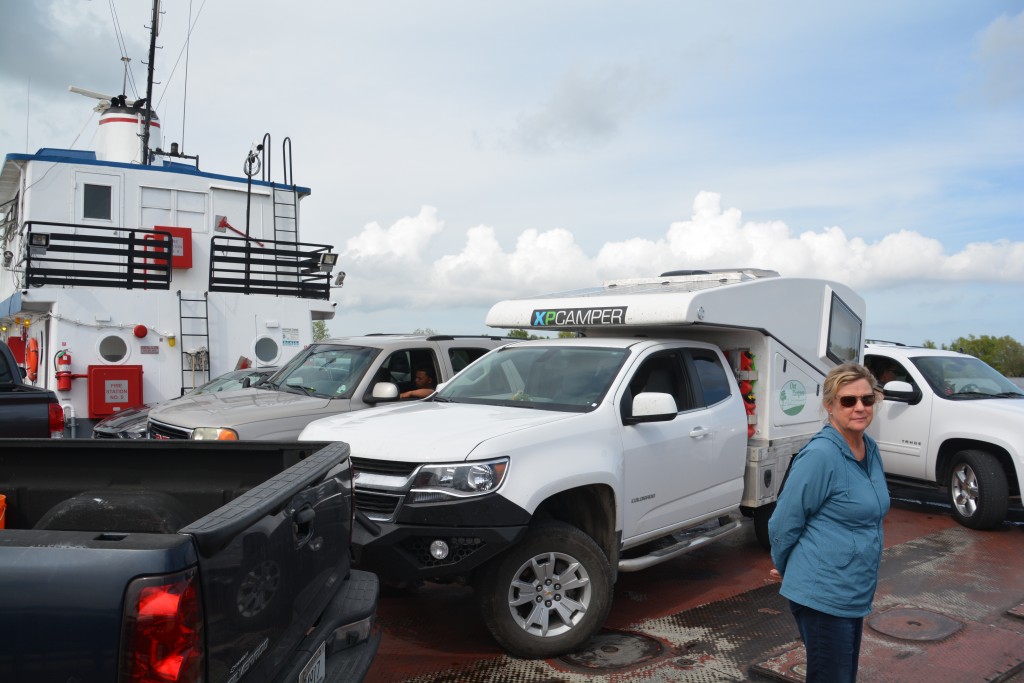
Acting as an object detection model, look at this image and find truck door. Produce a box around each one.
[865,353,933,479]
[621,348,740,540]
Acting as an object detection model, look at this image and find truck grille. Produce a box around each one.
[355,490,404,521]
[148,419,192,440]
[351,457,419,478]
[350,459,421,522]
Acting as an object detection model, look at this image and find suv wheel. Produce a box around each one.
[948,449,1008,530]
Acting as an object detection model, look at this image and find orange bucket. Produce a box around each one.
[0,493,5,529]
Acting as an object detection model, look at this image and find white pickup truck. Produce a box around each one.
[300,269,867,658]
[865,342,1024,529]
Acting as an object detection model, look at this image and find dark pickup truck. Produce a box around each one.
[0,339,64,437]
[0,439,380,683]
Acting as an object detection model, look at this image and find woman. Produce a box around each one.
[768,363,891,683]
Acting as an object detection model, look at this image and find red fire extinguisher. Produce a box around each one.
[55,349,73,391]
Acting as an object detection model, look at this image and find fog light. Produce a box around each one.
[429,540,449,560]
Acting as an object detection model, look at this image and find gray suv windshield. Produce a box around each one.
[266,345,379,398]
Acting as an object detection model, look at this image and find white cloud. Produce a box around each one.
[334,192,1024,314]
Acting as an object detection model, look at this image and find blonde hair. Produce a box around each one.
[822,362,881,409]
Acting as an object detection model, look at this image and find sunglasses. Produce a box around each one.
[837,394,877,408]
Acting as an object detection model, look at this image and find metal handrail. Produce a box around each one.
[24,221,172,290]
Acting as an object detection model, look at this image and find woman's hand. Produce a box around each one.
[768,568,782,582]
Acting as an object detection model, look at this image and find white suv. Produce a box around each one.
[864,342,1024,529]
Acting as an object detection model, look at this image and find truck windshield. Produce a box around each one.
[265,345,379,399]
[436,345,627,412]
[911,355,1024,400]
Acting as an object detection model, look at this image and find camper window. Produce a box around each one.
[825,292,862,364]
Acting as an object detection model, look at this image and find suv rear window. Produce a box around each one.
[450,347,491,373]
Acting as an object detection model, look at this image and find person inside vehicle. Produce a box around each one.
[400,366,437,399]
[874,359,898,386]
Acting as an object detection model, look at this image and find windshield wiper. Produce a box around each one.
[281,384,316,396]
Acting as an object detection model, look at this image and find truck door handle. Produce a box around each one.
[689,427,710,439]
[293,506,315,547]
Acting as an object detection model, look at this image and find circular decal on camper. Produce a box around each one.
[779,380,807,416]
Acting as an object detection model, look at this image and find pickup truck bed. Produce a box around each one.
[0,439,379,683]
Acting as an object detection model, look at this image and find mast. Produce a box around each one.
[141,0,160,165]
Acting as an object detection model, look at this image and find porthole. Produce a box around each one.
[99,334,129,362]
[254,336,280,364]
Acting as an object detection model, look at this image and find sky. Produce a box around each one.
[1,1,1022,346]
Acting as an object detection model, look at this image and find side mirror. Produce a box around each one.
[625,392,677,425]
[882,380,921,405]
[368,381,400,404]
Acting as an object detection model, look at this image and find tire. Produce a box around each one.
[948,449,1008,530]
[753,503,774,551]
[477,522,613,659]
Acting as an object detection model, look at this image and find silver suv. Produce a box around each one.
[148,334,513,440]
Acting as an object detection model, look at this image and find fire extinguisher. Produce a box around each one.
[55,349,73,391]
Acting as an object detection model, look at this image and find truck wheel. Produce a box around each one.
[948,450,1008,530]
[753,503,774,551]
[477,522,613,659]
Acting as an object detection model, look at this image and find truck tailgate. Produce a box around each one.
[180,441,356,682]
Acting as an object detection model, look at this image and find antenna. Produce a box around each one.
[121,57,131,96]
[141,0,161,165]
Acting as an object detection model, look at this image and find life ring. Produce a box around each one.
[26,338,39,382]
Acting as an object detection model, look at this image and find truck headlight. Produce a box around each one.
[191,427,239,440]
[409,458,509,501]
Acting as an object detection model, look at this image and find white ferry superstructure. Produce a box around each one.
[0,96,340,437]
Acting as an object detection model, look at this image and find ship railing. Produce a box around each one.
[209,235,334,300]
[24,222,172,290]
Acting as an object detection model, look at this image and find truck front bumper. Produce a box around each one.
[353,516,529,584]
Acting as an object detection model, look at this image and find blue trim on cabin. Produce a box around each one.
[3,149,312,196]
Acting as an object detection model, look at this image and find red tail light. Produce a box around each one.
[120,568,204,683]
[48,399,65,438]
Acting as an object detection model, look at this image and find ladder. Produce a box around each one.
[273,186,298,244]
[177,290,211,394]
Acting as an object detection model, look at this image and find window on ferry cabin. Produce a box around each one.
[83,184,112,220]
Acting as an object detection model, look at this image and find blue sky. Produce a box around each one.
[2,1,1021,346]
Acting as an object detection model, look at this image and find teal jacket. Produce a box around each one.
[769,424,890,617]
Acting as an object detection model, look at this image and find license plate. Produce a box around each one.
[299,641,325,683]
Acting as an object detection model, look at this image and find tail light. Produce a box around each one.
[120,568,204,683]
[48,399,65,438]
